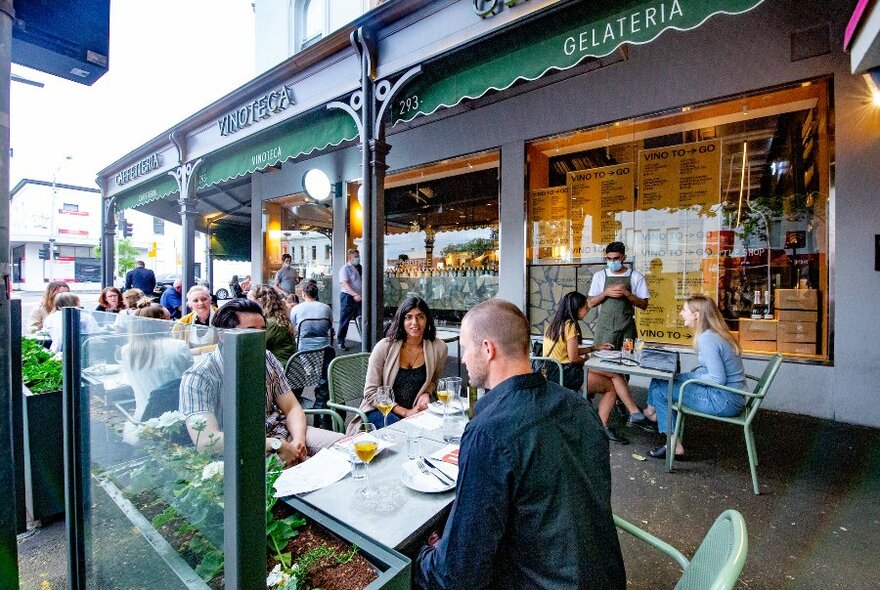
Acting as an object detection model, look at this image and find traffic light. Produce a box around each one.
[116,211,125,231]
[38,244,50,260]
[123,221,134,239]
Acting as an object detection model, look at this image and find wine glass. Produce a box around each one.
[353,423,379,502]
[375,386,396,441]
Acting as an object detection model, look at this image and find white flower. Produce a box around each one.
[266,564,291,588]
[201,461,224,480]
[157,410,185,428]
[142,418,161,429]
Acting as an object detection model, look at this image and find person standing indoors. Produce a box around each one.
[274,254,298,296]
[416,299,625,590]
[588,242,650,349]
[336,248,362,351]
[160,278,184,320]
[125,260,157,296]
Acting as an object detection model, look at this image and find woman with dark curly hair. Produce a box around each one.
[347,296,448,433]
[248,284,297,368]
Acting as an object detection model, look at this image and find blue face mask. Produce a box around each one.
[352,257,361,266]
[607,260,623,272]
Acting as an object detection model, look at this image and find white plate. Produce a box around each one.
[591,350,620,360]
[427,400,465,414]
[400,459,456,493]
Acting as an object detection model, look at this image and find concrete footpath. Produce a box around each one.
[17,403,878,589]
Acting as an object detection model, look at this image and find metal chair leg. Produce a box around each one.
[744,426,760,495]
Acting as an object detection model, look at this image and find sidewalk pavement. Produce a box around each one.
[16,380,879,589]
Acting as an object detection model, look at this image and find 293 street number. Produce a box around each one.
[399,95,420,116]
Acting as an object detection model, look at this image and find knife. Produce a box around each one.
[421,457,455,484]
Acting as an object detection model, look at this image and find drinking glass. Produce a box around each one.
[353,423,379,501]
[440,377,465,444]
[634,338,646,362]
[375,385,396,441]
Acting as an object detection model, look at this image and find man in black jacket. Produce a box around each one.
[125,260,156,295]
[416,299,625,590]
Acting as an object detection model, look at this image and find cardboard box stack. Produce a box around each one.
[774,289,818,355]
[738,318,777,353]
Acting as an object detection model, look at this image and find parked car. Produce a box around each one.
[153,274,231,301]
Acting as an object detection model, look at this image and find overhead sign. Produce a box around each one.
[218,85,296,137]
[115,154,162,186]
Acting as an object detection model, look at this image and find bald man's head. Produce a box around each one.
[462,299,530,359]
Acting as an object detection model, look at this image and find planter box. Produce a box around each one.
[284,496,412,590]
[23,386,65,522]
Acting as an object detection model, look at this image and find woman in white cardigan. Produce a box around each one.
[348,297,448,434]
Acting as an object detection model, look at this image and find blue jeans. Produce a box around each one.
[366,409,401,430]
[337,293,361,345]
[648,370,746,434]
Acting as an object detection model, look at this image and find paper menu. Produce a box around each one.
[272,448,350,497]
[430,445,460,466]
[403,411,444,431]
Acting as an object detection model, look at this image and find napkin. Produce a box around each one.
[404,411,444,431]
[273,448,351,497]
[430,444,460,466]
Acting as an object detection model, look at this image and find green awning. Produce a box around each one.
[211,223,251,261]
[115,173,179,210]
[197,108,359,190]
[393,0,766,125]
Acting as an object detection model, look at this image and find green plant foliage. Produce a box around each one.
[117,238,140,278]
[441,237,497,257]
[21,337,62,393]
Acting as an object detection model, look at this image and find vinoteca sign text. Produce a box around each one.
[563,0,684,56]
[218,85,296,137]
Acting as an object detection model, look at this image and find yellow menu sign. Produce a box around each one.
[568,163,634,258]
[528,186,570,256]
[637,140,721,210]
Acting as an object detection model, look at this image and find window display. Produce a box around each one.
[526,81,830,360]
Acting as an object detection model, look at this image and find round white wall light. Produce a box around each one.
[303,169,332,201]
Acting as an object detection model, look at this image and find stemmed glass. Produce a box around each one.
[353,423,379,502]
[375,385,396,441]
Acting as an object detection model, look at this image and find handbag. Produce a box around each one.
[639,347,679,373]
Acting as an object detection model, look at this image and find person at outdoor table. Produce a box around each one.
[178,299,342,464]
[644,295,746,460]
[28,280,69,332]
[120,304,193,443]
[588,241,650,349]
[45,292,100,353]
[416,299,625,590]
[229,274,244,299]
[289,282,332,351]
[248,284,297,368]
[95,286,124,313]
[239,275,252,294]
[172,285,218,353]
[274,253,298,296]
[543,291,654,444]
[160,278,184,320]
[114,288,149,333]
[347,296,447,434]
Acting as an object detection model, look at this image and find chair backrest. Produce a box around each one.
[529,356,564,385]
[295,317,334,351]
[744,353,783,421]
[327,352,370,407]
[285,347,334,390]
[676,509,748,590]
[142,378,183,421]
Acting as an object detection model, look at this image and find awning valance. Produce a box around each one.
[115,173,179,210]
[211,223,251,261]
[197,108,359,190]
[393,0,766,125]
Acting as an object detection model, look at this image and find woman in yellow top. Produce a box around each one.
[543,291,654,444]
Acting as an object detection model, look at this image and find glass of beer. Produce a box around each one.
[375,386,396,440]
[622,338,634,359]
[354,423,379,501]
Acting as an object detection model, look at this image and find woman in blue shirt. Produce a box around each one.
[645,294,745,460]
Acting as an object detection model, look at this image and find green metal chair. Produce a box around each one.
[614,509,748,590]
[284,346,343,432]
[671,353,783,495]
[529,356,564,386]
[326,352,370,427]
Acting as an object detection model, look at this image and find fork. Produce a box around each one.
[416,459,454,486]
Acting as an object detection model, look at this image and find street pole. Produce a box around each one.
[48,155,72,282]
[0,0,21,584]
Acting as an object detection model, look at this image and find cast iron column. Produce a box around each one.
[170,159,202,300]
[100,189,117,289]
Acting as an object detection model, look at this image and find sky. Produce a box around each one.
[9,0,256,190]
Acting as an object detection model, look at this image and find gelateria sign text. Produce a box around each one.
[218,85,296,137]
[115,153,161,186]
[563,0,684,56]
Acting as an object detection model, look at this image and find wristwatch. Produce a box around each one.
[269,437,283,453]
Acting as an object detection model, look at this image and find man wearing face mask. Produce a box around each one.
[587,242,650,350]
[337,248,362,351]
[274,253,298,296]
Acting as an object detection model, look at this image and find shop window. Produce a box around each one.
[62,203,79,212]
[380,151,500,325]
[153,217,165,235]
[296,0,371,52]
[525,81,831,361]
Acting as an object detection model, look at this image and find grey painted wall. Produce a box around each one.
[250,0,880,426]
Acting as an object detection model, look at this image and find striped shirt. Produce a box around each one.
[179,348,293,439]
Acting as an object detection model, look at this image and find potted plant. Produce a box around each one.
[21,336,65,522]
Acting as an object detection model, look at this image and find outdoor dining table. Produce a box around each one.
[288,417,458,552]
[583,356,676,471]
